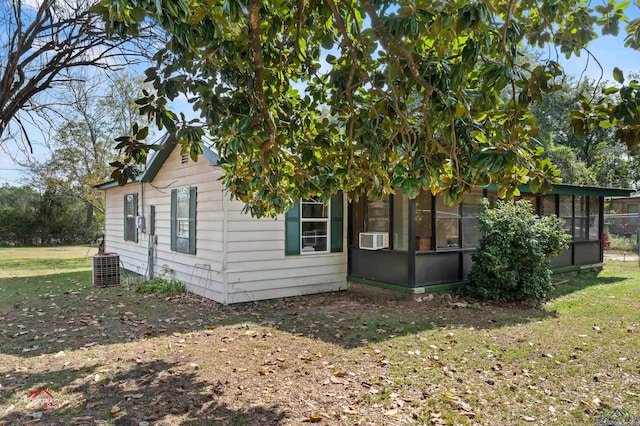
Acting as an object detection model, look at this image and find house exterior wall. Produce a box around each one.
[103,145,347,304]
[104,148,227,301]
[224,197,348,303]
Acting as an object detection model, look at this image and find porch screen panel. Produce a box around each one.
[435,195,460,249]
[574,196,588,241]
[393,194,409,251]
[415,192,432,251]
[588,196,600,240]
[367,196,389,232]
[559,195,574,238]
[542,195,557,216]
[462,191,483,249]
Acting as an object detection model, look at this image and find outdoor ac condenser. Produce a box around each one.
[359,232,389,250]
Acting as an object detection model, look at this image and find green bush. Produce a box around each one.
[134,277,185,296]
[607,234,638,252]
[464,199,571,302]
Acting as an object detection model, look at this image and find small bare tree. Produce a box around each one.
[0,0,157,153]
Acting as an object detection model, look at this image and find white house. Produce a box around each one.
[98,136,633,304]
[96,136,347,304]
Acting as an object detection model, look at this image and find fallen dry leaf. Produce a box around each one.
[303,414,323,423]
[70,416,94,425]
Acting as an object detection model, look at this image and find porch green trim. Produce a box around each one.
[347,276,414,294]
[349,262,603,296]
[482,183,633,197]
[347,276,466,294]
[551,263,603,275]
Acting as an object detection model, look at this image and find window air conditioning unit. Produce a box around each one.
[359,232,389,250]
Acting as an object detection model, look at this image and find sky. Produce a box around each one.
[3,10,640,187]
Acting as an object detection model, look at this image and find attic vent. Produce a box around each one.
[181,153,189,164]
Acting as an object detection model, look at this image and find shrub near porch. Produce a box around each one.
[465,199,571,301]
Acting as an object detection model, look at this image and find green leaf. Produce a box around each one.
[613,67,625,84]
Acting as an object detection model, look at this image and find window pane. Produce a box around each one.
[177,188,190,238]
[435,196,460,249]
[462,191,483,248]
[393,194,408,250]
[302,201,328,218]
[125,194,136,241]
[367,196,389,232]
[415,192,432,251]
[125,195,135,217]
[589,196,600,240]
[302,222,327,252]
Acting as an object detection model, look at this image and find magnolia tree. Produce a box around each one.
[96,0,640,216]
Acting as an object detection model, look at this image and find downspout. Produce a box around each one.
[222,189,229,305]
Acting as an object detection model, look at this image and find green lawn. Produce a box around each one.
[1,246,639,425]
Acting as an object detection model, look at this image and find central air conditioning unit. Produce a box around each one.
[359,232,389,250]
[92,253,120,287]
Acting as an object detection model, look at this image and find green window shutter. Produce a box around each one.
[330,193,344,253]
[188,186,197,255]
[285,202,301,255]
[170,189,177,251]
[133,193,139,243]
[123,195,128,240]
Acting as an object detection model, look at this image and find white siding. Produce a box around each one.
[104,147,226,300]
[224,196,347,304]
[103,144,347,304]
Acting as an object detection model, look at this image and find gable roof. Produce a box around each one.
[95,134,219,190]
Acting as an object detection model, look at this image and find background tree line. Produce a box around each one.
[0,184,101,246]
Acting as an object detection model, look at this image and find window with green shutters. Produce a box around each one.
[170,187,197,255]
[285,194,343,255]
[124,193,138,242]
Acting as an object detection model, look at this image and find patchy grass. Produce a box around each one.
[1,247,639,425]
[134,277,186,297]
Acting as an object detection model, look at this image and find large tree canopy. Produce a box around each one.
[98,0,640,216]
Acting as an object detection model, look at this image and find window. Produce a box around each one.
[171,187,196,254]
[627,203,639,214]
[301,199,329,253]
[435,195,460,249]
[285,194,343,255]
[124,193,138,242]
